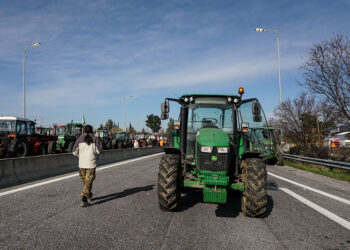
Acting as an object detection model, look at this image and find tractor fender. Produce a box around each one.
[163,147,181,155]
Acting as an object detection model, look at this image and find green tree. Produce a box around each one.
[145,114,161,134]
[128,122,136,134]
[98,124,104,130]
[105,119,115,132]
[166,118,175,138]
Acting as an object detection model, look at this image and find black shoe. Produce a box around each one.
[80,196,90,207]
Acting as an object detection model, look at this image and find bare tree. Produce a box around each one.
[300,34,350,125]
[274,93,334,148]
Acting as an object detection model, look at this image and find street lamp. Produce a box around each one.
[23,42,41,119]
[255,27,284,165]
[123,95,133,132]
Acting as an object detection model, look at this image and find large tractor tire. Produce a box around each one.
[67,141,75,153]
[47,141,56,154]
[241,158,267,217]
[8,138,29,157]
[157,154,181,211]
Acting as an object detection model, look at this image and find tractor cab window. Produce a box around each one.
[27,122,35,135]
[16,121,27,135]
[238,100,272,156]
[186,97,234,160]
[0,120,15,133]
[55,127,65,135]
[74,127,82,135]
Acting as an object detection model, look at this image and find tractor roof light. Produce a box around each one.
[238,87,244,96]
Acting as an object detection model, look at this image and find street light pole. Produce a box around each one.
[123,95,133,132]
[23,42,41,119]
[255,28,284,165]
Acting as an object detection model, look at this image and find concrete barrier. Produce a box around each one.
[0,147,163,189]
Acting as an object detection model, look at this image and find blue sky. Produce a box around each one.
[1,0,350,131]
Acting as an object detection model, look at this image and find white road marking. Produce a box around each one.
[268,172,350,205]
[281,188,350,231]
[0,152,164,197]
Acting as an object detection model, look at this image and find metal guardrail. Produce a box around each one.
[283,154,350,171]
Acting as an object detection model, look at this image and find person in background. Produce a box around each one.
[73,125,102,207]
[134,139,139,149]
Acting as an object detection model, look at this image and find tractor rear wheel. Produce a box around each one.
[47,141,56,154]
[67,141,75,153]
[241,158,267,217]
[157,154,181,211]
[8,138,29,157]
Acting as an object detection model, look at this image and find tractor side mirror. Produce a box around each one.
[253,115,262,122]
[161,102,169,113]
[161,101,169,120]
[252,100,261,116]
[161,113,169,120]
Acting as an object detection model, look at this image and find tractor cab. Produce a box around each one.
[158,88,270,217]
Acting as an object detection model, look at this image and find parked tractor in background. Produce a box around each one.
[111,132,130,149]
[50,123,83,153]
[95,129,112,150]
[158,88,268,217]
[0,116,57,158]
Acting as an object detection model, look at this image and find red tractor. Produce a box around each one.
[0,116,57,158]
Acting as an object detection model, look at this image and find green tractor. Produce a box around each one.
[250,126,277,165]
[158,88,268,217]
[50,123,83,153]
[95,129,112,150]
[111,132,130,149]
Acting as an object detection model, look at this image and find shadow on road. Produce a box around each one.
[215,192,274,218]
[180,188,203,211]
[91,185,154,206]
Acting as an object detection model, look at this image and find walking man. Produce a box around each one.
[73,125,102,207]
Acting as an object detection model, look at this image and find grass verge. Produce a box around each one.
[285,160,350,182]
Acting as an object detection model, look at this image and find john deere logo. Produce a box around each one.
[211,156,217,161]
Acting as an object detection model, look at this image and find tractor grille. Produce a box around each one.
[197,144,229,172]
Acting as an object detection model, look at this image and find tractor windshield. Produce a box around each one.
[186,97,234,159]
[55,127,65,135]
[0,120,15,134]
[238,100,273,156]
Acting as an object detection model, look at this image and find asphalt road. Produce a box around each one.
[1,153,349,250]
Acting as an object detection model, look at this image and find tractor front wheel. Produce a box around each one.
[241,158,267,217]
[157,154,181,211]
[47,141,56,154]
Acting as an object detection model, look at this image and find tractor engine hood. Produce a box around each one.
[197,128,229,147]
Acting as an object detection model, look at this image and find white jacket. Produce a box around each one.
[73,134,102,169]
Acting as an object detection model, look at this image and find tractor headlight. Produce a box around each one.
[201,146,213,153]
[217,147,229,153]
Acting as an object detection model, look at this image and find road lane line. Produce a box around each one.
[280,188,350,231]
[0,152,164,197]
[268,172,350,205]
